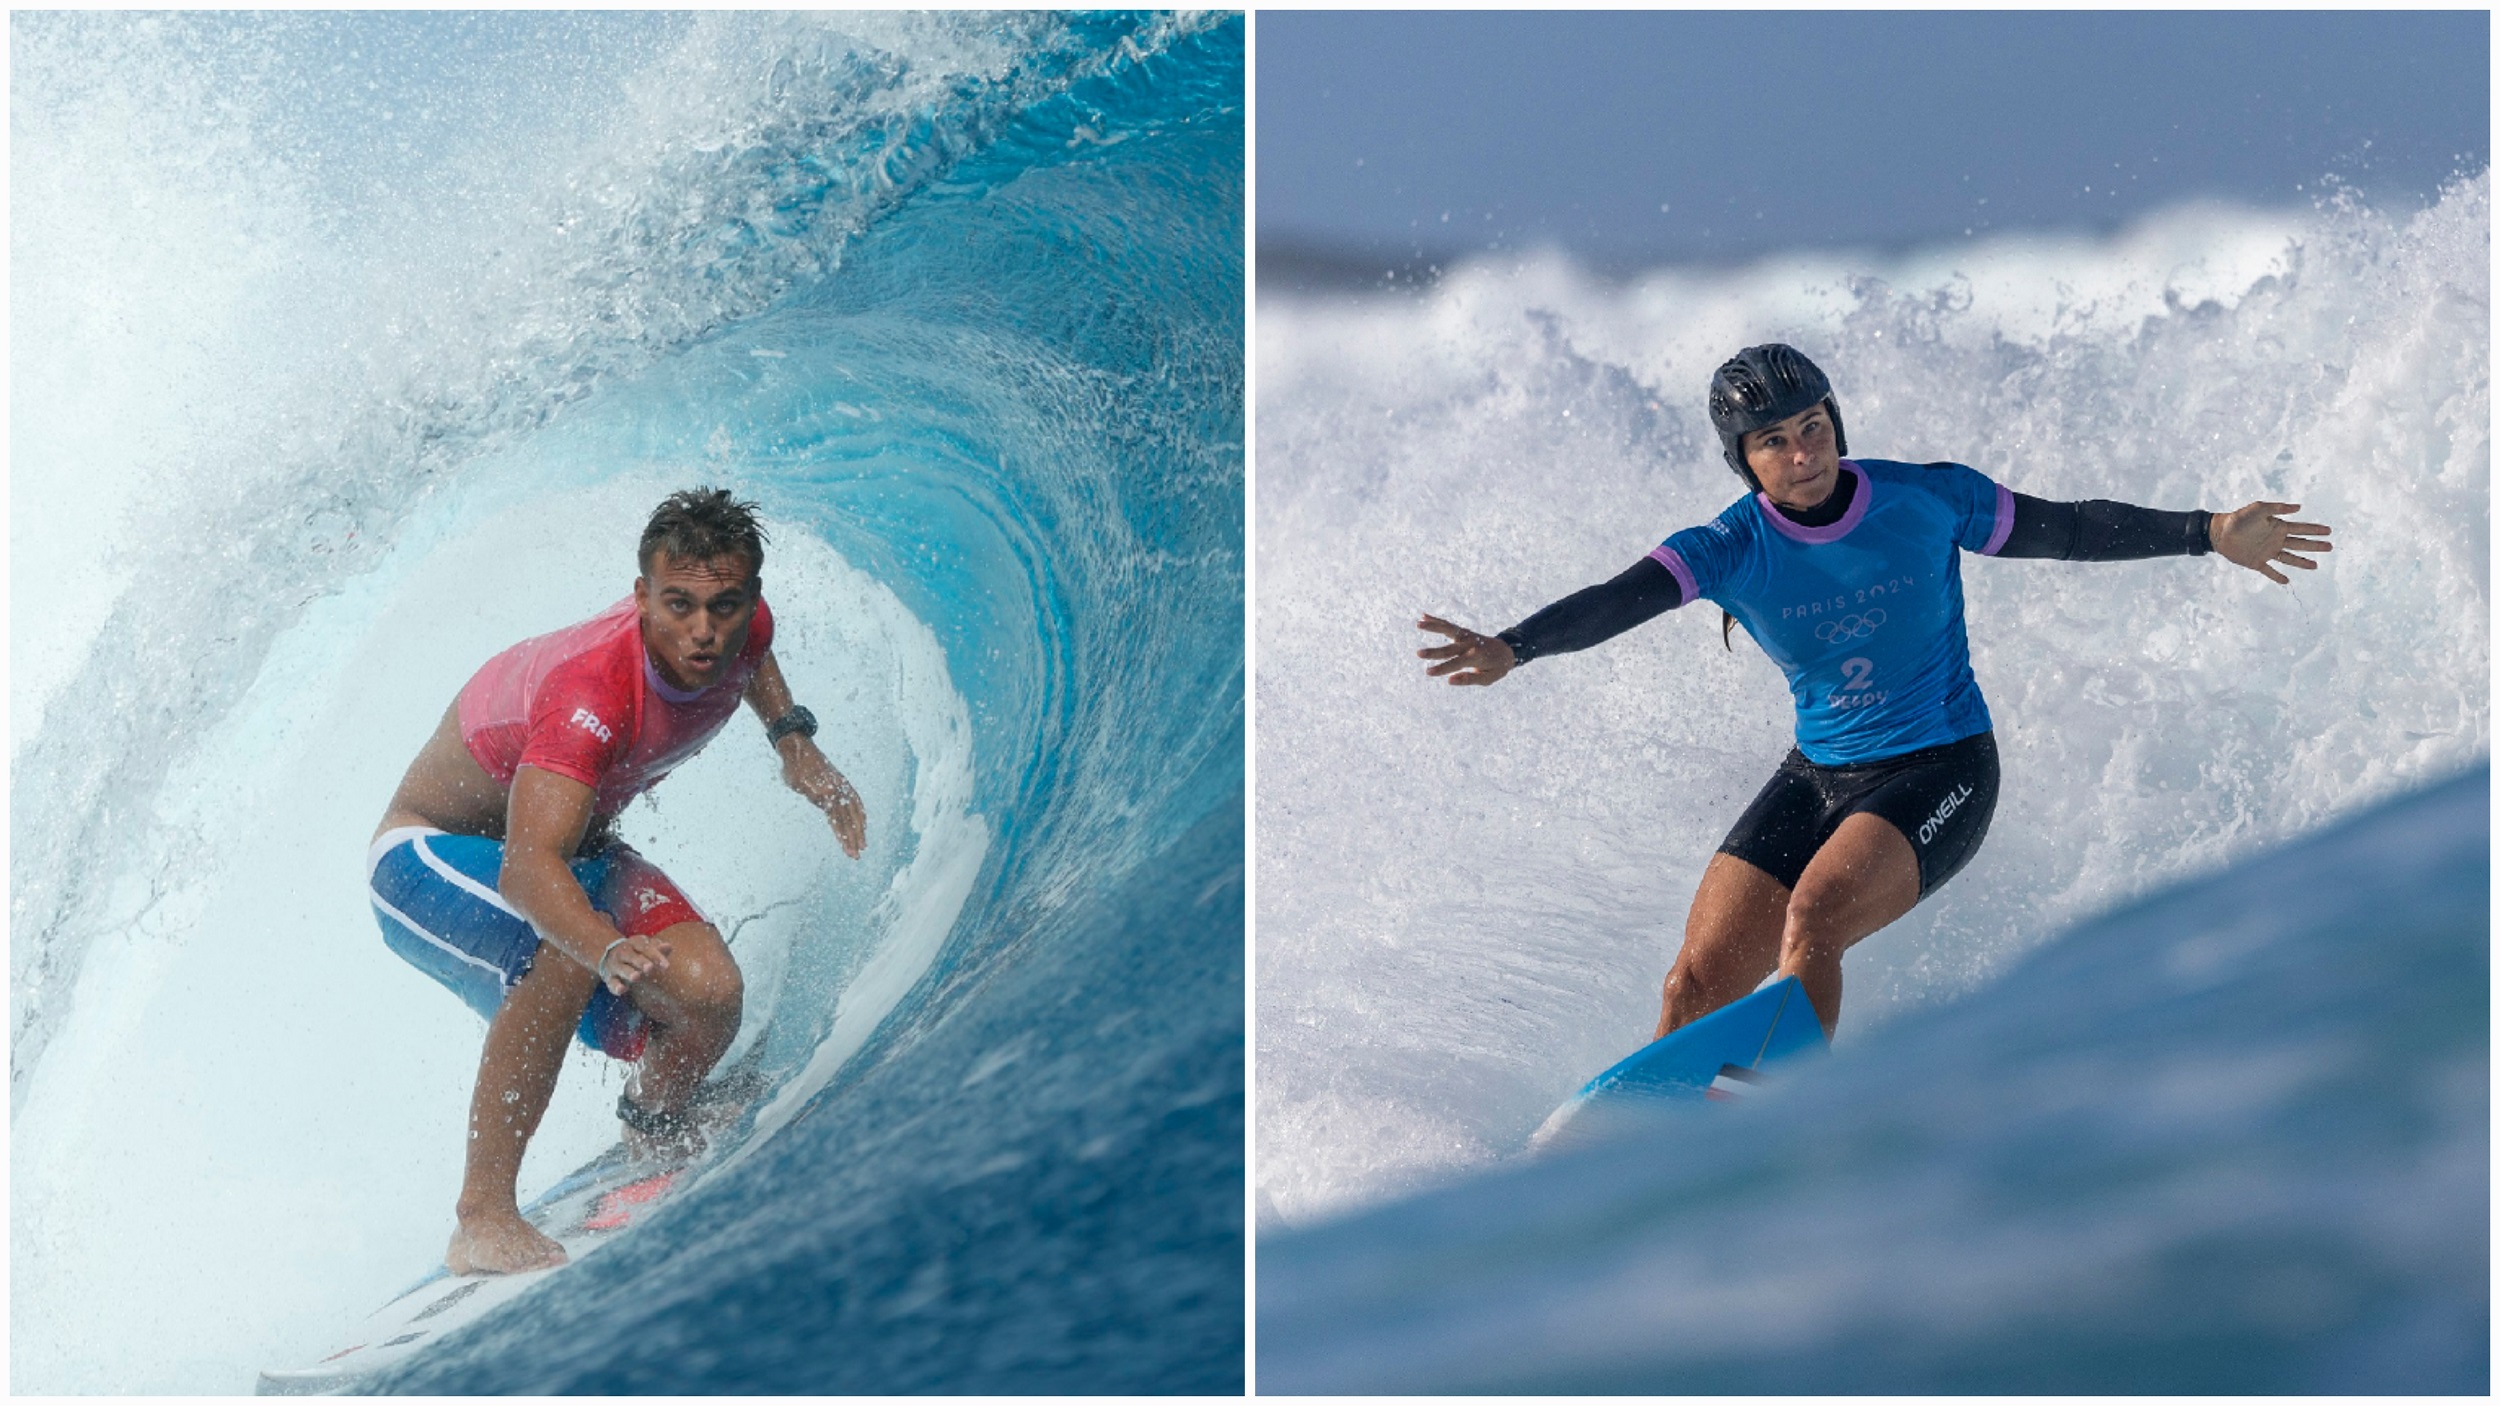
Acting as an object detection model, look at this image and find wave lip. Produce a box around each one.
[7,9,1220,1107]
[13,12,1242,1394]
[1258,764,2489,1394]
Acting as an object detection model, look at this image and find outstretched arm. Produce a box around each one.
[1993,493,2213,561]
[1419,554,1687,685]
[745,650,866,858]
[1993,493,2330,582]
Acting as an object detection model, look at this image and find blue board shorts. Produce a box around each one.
[366,828,707,1060]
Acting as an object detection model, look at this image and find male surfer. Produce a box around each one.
[369,488,866,1275]
[1420,344,2331,1047]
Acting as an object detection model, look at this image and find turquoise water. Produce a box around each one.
[12,12,1241,1392]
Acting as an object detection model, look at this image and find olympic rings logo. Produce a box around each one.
[1814,609,1887,643]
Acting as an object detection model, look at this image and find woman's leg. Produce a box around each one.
[1663,749,1828,1039]
[1662,733,1996,1043]
[1775,811,1922,1037]
[1656,852,1792,1038]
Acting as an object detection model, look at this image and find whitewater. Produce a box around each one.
[14,12,1242,1394]
[1256,174,2488,1229]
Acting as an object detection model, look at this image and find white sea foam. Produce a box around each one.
[1255,177,2490,1228]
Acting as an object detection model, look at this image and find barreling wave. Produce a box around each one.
[11,6,1220,1103]
[13,12,1241,1393]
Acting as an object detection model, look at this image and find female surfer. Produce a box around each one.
[1417,344,2332,1040]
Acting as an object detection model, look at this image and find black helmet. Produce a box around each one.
[1707,343,1848,491]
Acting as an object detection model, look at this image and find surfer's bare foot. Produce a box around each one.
[446,1208,567,1275]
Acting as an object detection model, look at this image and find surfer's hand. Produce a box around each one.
[2211,500,2332,585]
[780,739,866,859]
[1418,614,1517,686]
[821,779,866,860]
[598,932,672,996]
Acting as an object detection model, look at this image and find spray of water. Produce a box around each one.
[11,11,1229,1390]
[1255,175,2488,1227]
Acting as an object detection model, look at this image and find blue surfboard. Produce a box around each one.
[1529,976,1828,1150]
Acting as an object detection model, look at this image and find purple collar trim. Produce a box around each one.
[1757,460,1870,545]
[644,649,712,703]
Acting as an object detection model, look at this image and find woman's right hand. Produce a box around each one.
[1417,614,1518,686]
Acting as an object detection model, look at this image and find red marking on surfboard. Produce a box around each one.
[582,1171,678,1231]
[320,1343,366,1363]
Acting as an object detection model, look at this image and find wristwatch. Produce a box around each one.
[765,704,818,746]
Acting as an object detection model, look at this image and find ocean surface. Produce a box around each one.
[1255,174,2487,1388]
[1259,765,2487,1393]
[11,12,1242,1394]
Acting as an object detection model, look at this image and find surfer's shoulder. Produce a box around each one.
[1659,502,1755,567]
[1856,458,2000,522]
[1694,495,1760,538]
[1852,456,1964,481]
[1857,456,1987,487]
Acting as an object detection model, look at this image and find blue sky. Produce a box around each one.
[1258,11,2490,268]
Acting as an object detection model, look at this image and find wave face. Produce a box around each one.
[11,11,1241,1394]
[1256,174,2487,1227]
[1259,765,2487,1393]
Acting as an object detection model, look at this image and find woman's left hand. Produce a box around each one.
[779,738,867,858]
[2211,501,2333,584]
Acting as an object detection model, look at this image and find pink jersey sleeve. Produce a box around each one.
[515,657,634,791]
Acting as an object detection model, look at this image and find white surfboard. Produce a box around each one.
[254,1144,685,1395]
[259,1050,774,1395]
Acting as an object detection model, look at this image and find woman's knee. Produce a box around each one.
[1666,943,1764,1009]
[1783,815,1920,957]
[1782,874,1837,927]
[1778,881,1856,966]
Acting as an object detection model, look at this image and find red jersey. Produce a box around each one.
[458,595,775,819]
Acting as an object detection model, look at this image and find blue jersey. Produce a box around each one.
[1650,458,2015,765]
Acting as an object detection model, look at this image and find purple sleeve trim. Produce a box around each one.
[1647,543,1699,602]
[1981,482,2015,556]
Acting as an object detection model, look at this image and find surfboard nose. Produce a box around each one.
[1530,976,1829,1151]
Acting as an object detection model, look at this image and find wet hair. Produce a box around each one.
[639,488,767,579]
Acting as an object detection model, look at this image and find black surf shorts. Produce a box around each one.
[1719,730,1999,898]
